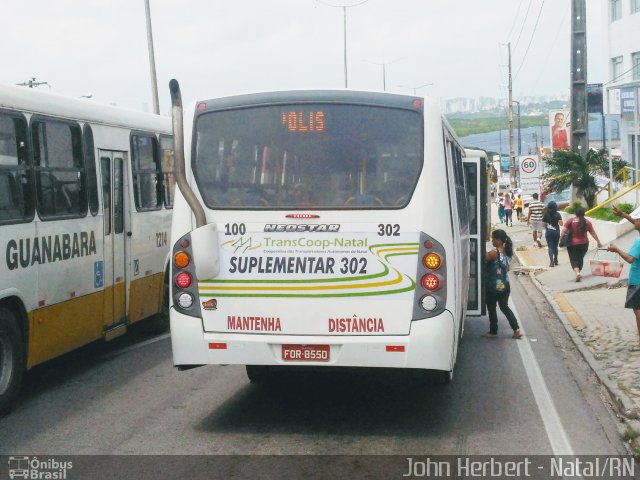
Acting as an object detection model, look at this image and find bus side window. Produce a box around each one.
[131,133,162,211]
[160,135,175,208]
[84,125,99,216]
[32,118,86,219]
[0,112,32,224]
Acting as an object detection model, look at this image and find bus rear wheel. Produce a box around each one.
[245,365,270,384]
[0,308,24,415]
[145,277,170,333]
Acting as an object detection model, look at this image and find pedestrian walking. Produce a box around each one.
[526,192,545,248]
[482,229,522,339]
[607,205,640,351]
[542,201,563,267]
[558,206,602,282]
[513,194,523,221]
[504,192,513,226]
[497,192,505,224]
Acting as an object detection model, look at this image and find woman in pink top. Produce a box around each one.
[503,193,513,226]
[559,206,602,282]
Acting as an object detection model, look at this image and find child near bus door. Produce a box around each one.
[482,229,522,339]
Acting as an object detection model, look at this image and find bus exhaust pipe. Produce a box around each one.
[169,79,206,228]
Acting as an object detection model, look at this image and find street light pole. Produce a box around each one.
[397,82,434,95]
[364,57,406,91]
[342,6,347,88]
[144,0,160,114]
[317,0,370,88]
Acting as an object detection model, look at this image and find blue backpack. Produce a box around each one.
[486,250,510,293]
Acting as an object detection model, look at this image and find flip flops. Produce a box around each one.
[481,332,497,338]
[512,330,523,339]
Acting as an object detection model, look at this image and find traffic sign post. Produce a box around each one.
[519,155,541,196]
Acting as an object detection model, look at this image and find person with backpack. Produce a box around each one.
[482,229,523,339]
[542,201,563,267]
[559,206,603,282]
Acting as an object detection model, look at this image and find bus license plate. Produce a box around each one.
[281,344,330,362]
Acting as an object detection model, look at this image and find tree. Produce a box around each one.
[542,149,615,210]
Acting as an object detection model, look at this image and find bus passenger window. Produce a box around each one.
[84,126,99,216]
[32,119,85,219]
[131,134,162,211]
[0,112,31,223]
[160,135,175,208]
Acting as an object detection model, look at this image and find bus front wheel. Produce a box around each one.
[0,308,25,415]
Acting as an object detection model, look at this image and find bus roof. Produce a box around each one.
[0,83,171,133]
[194,90,428,113]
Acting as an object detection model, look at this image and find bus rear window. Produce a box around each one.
[193,104,423,209]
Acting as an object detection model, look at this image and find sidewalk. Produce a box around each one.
[495,208,640,418]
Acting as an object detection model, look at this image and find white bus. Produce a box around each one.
[0,84,174,412]
[168,83,486,384]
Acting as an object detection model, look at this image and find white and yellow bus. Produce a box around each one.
[0,84,174,412]
[168,82,486,384]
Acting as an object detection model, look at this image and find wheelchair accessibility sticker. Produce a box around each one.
[94,261,104,288]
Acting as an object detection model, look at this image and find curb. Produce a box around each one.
[524,264,639,420]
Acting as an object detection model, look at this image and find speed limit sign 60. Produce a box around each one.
[521,157,537,174]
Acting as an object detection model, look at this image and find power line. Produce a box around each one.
[514,0,546,80]
[530,7,568,90]
[505,0,525,43]
[605,65,640,85]
[512,0,534,54]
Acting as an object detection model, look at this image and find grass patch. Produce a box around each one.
[587,202,635,222]
[623,426,640,442]
[564,202,582,214]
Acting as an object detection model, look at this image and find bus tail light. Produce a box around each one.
[412,232,447,320]
[421,274,439,291]
[176,272,192,289]
[177,293,194,309]
[171,233,202,318]
[420,295,438,311]
[423,252,441,270]
[174,251,190,268]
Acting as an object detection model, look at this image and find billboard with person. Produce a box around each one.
[549,110,570,151]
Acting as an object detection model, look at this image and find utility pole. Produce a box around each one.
[144,0,160,115]
[570,0,588,154]
[512,100,522,156]
[508,42,516,189]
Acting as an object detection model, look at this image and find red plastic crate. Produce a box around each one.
[590,250,624,278]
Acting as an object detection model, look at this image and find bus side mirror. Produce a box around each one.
[190,223,220,280]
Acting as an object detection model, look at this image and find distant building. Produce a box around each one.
[601,0,640,170]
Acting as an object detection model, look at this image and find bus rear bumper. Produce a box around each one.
[170,309,456,371]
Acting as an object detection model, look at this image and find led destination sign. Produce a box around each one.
[281,111,325,132]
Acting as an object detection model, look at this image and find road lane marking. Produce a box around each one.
[509,299,575,456]
[101,333,170,360]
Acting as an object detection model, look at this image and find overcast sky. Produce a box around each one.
[2,0,605,114]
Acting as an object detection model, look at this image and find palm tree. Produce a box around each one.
[542,149,612,210]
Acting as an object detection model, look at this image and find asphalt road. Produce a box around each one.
[0,276,630,478]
